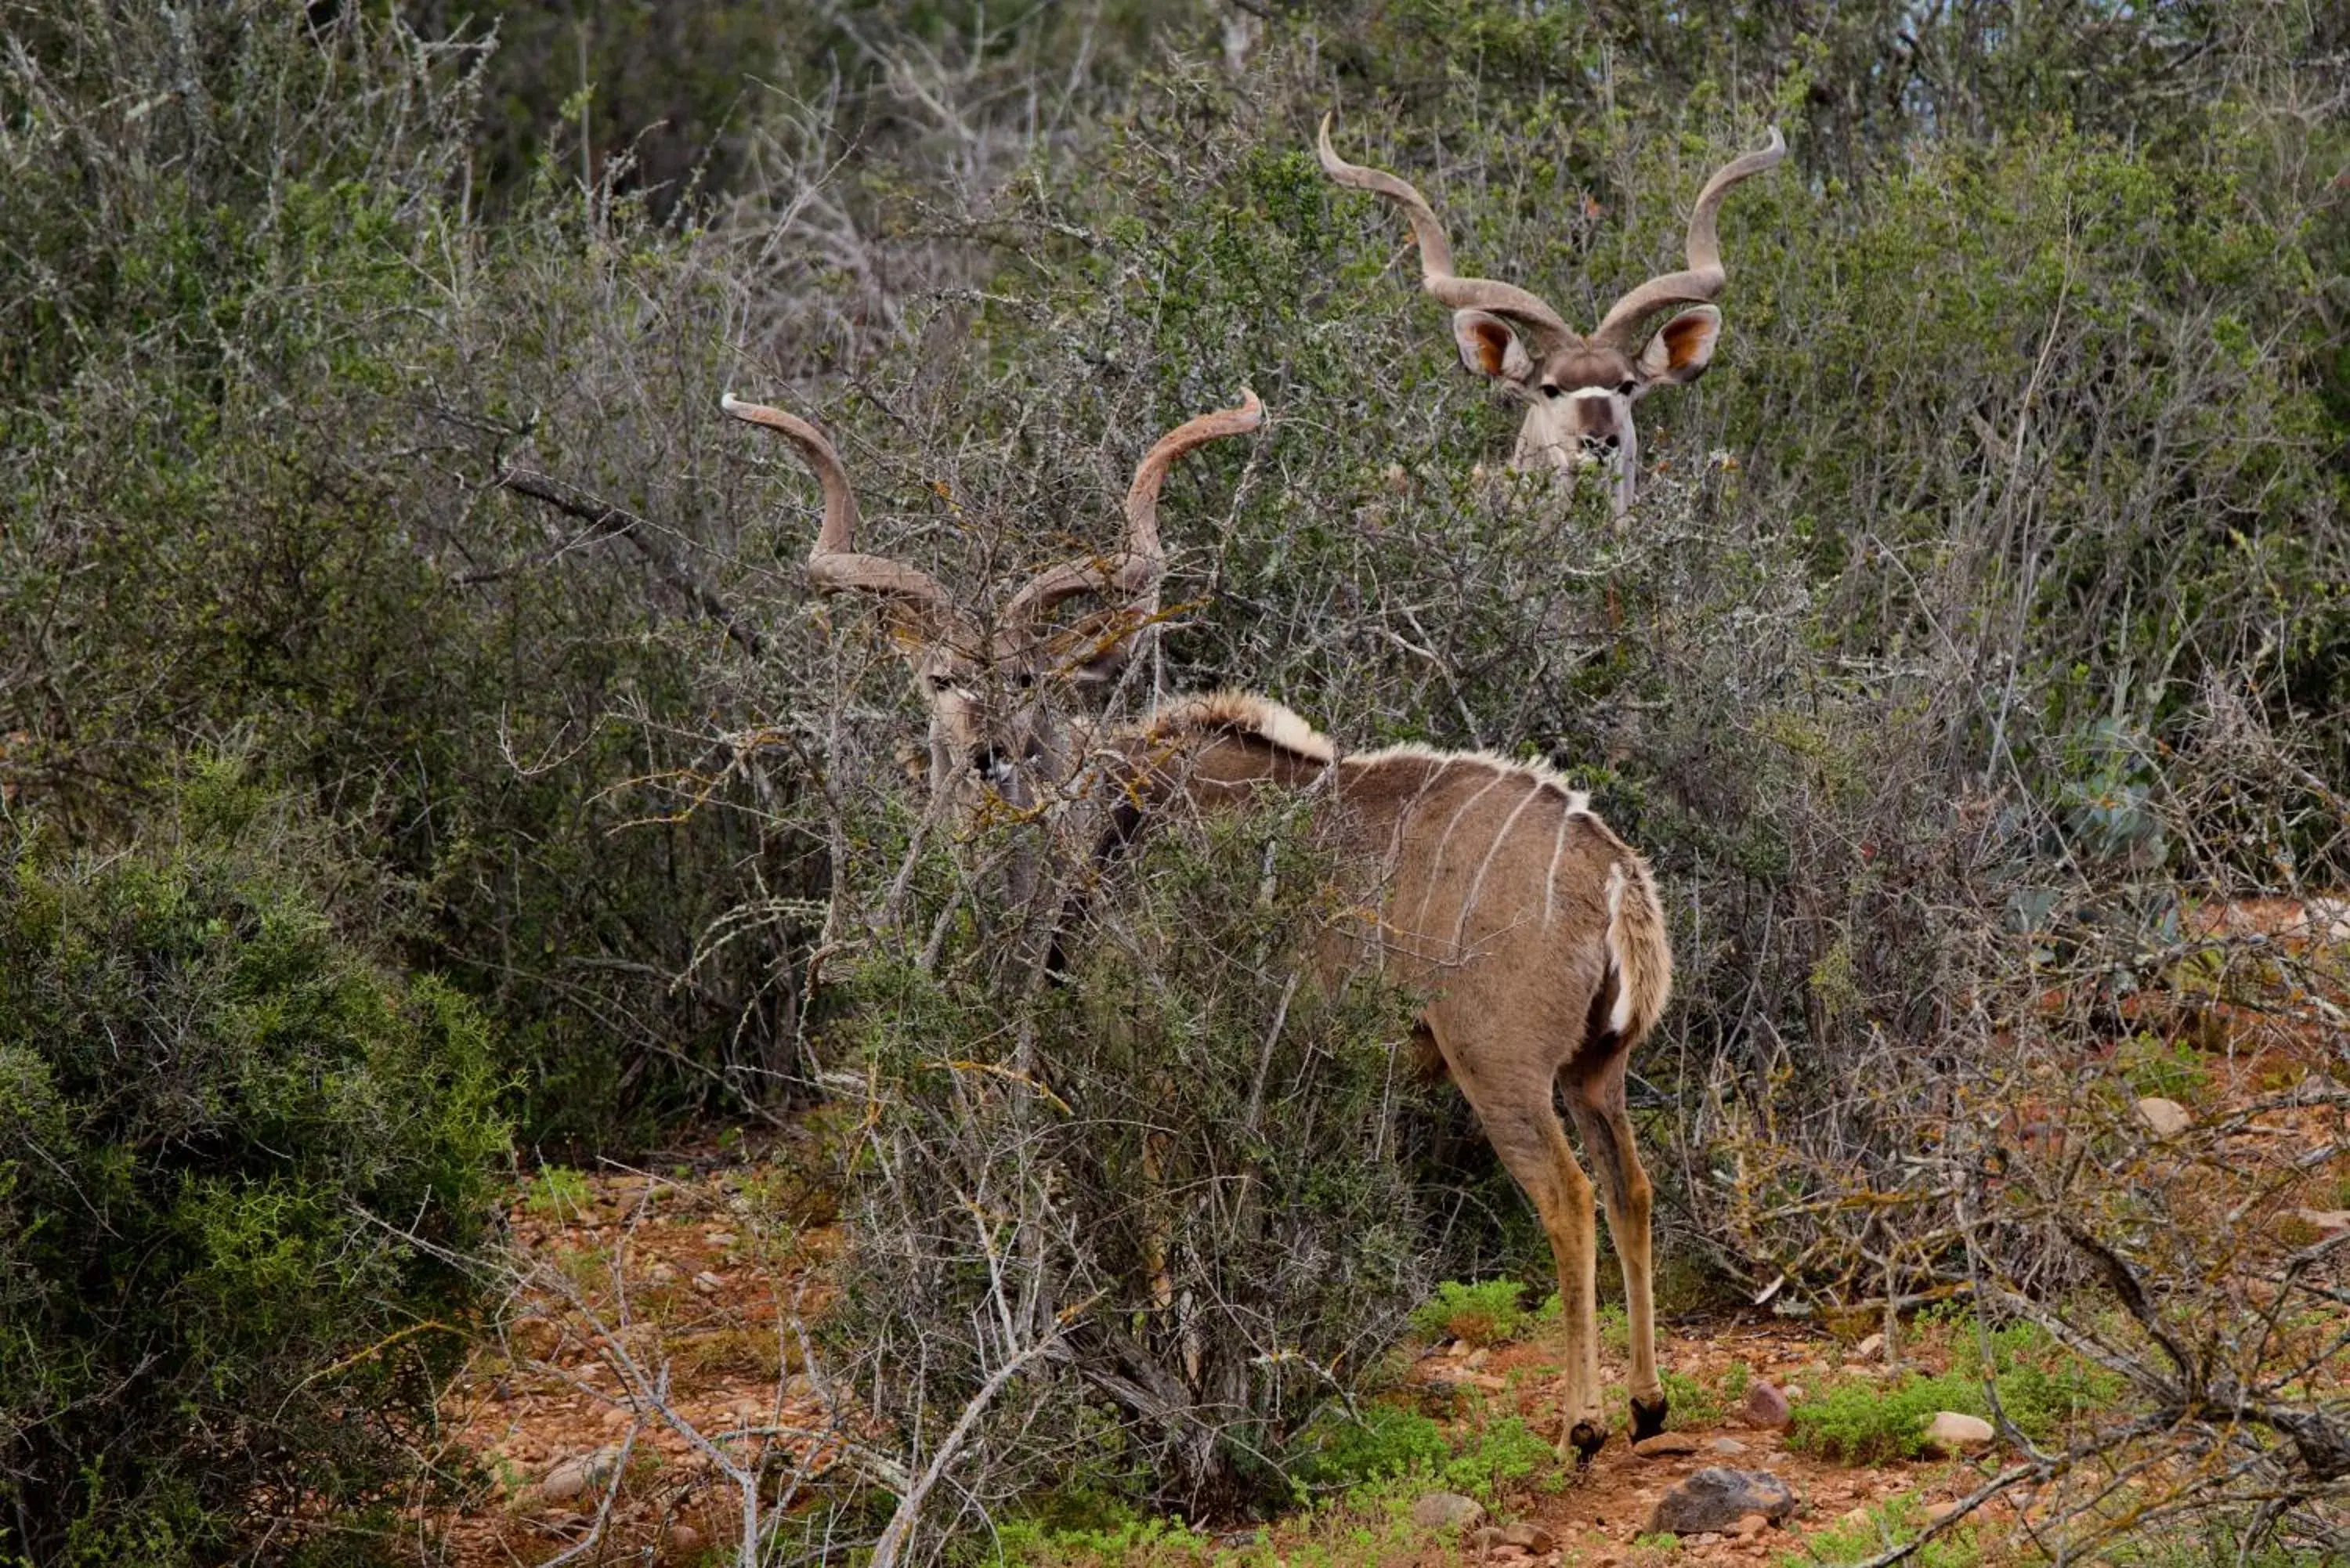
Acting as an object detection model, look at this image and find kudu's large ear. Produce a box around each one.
[1634,305,1723,389]
[1318,112,1576,389]
[1453,309,1538,385]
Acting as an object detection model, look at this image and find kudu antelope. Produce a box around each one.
[1319,114,1784,513]
[721,392,1676,1461]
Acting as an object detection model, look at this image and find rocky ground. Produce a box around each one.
[418,897,2350,1563]
[1378,1328,2005,1567]
[416,1153,2056,1567]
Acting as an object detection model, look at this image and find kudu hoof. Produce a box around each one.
[1630,1394,1671,1443]
[1567,1418,1609,1465]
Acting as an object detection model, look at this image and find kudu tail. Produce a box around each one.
[1601,855,1673,1046]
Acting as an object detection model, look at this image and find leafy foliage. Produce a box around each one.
[1785,1319,2124,1466]
[0,765,508,1562]
[1787,1372,1992,1465]
[1408,1280,1530,1348]
[0,2,817,1146]
[1774,1494,1983,1568]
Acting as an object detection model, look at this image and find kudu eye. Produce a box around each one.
[927,674,954,693]
[1540,385,1564,402]
[1616,378,1637,396]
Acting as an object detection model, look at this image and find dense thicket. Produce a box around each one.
[0,764,505,1562]
[833,802,1435,1520]
[2,0,2346,1558]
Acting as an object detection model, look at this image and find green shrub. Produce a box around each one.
[1776,1494,1982,1568]
[1286,1404,1452,1492]
[1947,1318,2128,1442]
[1285,1403,1551,1505]
[1527,1294,1628,1357]
[525,1163,594,1218]
[0,2,810,1149]
[1790,1318,2128,1467]
[0,774,508,1563]
[1409,1279,1529,1347]
[2113,1031,2211,1104]
[1787,1372,1990,1465]
[1434,1416,1556,1501]
[1659,1367,1728,1429]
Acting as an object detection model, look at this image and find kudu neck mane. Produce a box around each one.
[1133,690,1600,814]
[1137,690,1338,766]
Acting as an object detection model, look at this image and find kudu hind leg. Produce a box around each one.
[1464,1093,1608,1461]
[1569,1077,1665,1440]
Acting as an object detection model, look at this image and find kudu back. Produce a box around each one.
[1319,114,1784,514]
[722,392,1676,1461]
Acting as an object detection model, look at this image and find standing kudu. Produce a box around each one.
[1319,114,1784,514]
[722,392,1676,1461]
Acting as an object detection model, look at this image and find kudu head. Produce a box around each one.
[1318,114,1784,513]
[721,391,1264,813]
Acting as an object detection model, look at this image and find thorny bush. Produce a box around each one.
[829,794,1435,1523]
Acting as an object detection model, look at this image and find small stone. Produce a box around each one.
[1648,1469,1797,1535]
[703,1230,738,1247]
[647,1261,678,1283]
[692,1270,724,1294]
[1633,1432,1701,1457]
[1739,1379,1792,1429]
[1920,1411,1996,1457]
[2136,1097,2192,1137]
[668,1523,703,1553]
[1731,1512,1770,1540]
[1500,1522,1557,1552]
[1923,1501,1963,1524]
[537,1445,623,1503]
[1448,1339,1473,1357]
[1408,1491,1485,1531]
[1708,1436,1751,1455]
[1463,1347,1491,1369]
[2296,1208,2350,1237]
[1854,1332,1885,1360]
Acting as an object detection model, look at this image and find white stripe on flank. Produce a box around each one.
[1412,764,1510,938]
[1376,753,1457,873]
[1456,777,1547,949]
[1542,802,1576,927]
